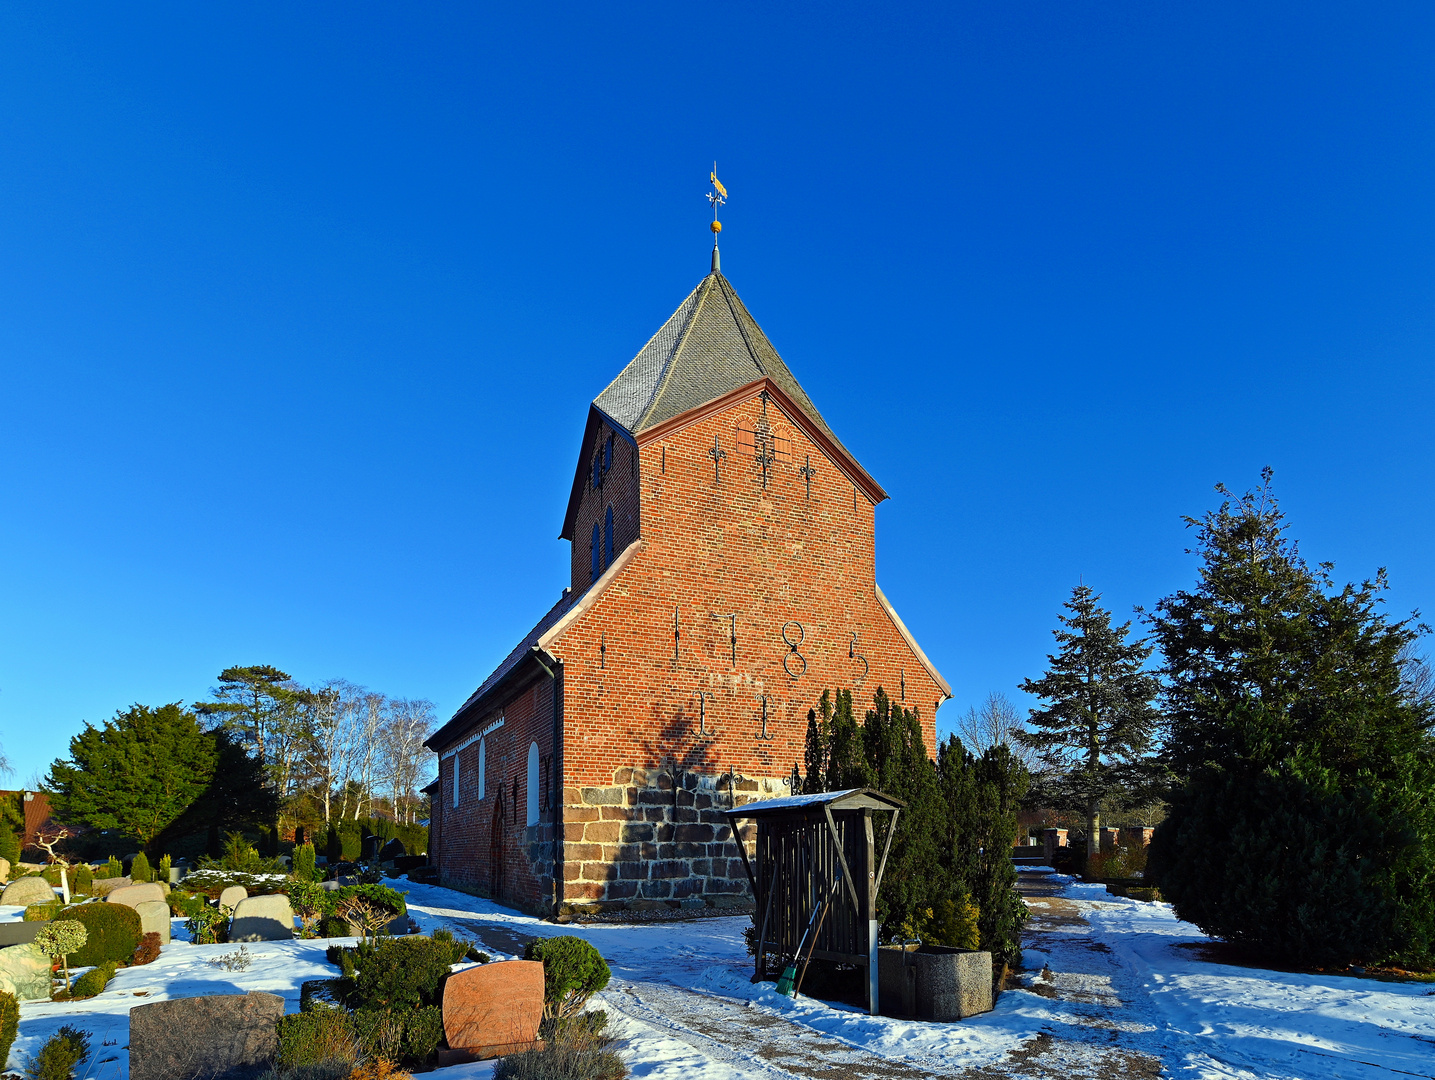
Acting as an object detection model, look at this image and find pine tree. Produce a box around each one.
[1018,584,1161,854]
[1147,470,1435,967]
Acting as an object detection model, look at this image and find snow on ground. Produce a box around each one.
[5,877,1434,1079]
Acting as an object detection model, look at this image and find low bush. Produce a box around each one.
[339,936,454,1011]
[183,868,288,898]
[276,1008,362,1072]
[350,1007,443,1068]
[129,853,152,883]
[55,901,142,967]
[72,864,92,896]
[493,1027,626,1080]
[22,1024,90,1080]
[23,902,58,922]
[523,937,611,1022]
[70,961,117,999]
[132,931,162,966]
[319,915,354,939]
[157,854,172,882]
[0,989,18,1072]
[348,1060,414,1080]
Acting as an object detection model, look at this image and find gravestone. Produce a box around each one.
[440,959,544,1062]
[360,835,382,861]
[0,921,41,947]
[135,899,172,944]
[378,838,405,862]
[129,991,283,1080]
[218,886,248,913]
[91,876,134,897]
[0,875,55,908]
[0,942,51,1001]
[106,882,167,909]
[230,894,294,941]
[0,856,10,883]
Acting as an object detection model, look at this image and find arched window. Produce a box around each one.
[603,435,613,474]
[452,755,460,808]
[526,742,540,826]
[592,451,601,490]
[591,522,601,581]
[477,737,486,801]
[604,506,614,567]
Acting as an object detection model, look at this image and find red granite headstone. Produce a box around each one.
[440,959,545,1063]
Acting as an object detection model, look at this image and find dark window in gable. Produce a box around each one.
[604,505,614,567]
[591,522,601,581]
[603,435,613,474]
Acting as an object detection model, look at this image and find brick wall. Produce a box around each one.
[432,674,560,913]
[569,420,642,593]
[547,386,947,912]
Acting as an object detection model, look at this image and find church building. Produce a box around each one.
[425,236,951,917]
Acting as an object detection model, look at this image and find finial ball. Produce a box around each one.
[710,220,722,234]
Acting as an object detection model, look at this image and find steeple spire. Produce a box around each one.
[707,164,726,275]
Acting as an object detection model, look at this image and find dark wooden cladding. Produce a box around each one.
[726,788,904,1013]
[752,808,869,972]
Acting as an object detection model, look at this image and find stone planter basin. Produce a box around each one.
[878,944,993,1020]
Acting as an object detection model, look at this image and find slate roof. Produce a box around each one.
[593,270,856,466]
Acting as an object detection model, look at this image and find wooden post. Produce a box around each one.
[864,809,878,1016]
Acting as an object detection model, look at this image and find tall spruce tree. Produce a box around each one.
[1146,470,1435,967]
[1018,584,1161,855]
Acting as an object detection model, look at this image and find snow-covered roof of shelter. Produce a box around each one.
[725,787,905,816]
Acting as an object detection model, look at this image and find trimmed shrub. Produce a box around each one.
[34,920,89,995]
[340,936,454,1011]
[523,937,611,1022]
[0,989,18,1073]
[54,902,142,967]
[23,1024,90,1080]
[132,931,162,966]
[319,914,353,939]
[72,864,92,896]
[350,1007,443,1068]
[105,856,122,879]
[276,1008,361,1071]
[129,853,152,883]
[23,902,58,922]
[333,884,406,942]
[70,962,117,999]
[157,854,172,882]
[293,842,318,884]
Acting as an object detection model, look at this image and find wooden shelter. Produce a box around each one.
[725,787,904,1014]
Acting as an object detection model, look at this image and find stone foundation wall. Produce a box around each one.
[558,767,788,914]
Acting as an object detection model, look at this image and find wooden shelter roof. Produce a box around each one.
[724,787,906,818]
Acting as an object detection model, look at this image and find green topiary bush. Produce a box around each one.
[0,989,18,1073]
[72,864,92,896]
[523,937,611,1022]
[105,855,122,879]
[34,920,89,996]
[339,936,455,1011]
[23,902,58,922]
[350,1006,443,1068]
[23,1024,90,1080]
[70,962,117,999]
[129,853,152,883]
[54,902,142,967]
[275,1008,361,1071]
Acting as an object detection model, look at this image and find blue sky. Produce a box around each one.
[3,4,1433,784]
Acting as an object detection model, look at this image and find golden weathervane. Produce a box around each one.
[707,164,727,235]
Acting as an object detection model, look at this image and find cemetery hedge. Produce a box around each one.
[54,902,142,967]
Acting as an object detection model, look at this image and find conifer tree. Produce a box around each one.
[1147,470,1435,967]
[1018,584,1161,854]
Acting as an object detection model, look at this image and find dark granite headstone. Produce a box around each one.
[0,921,42,947]
[377,838,405,862]
[360,835,382,861]
[128,991,283,1080]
